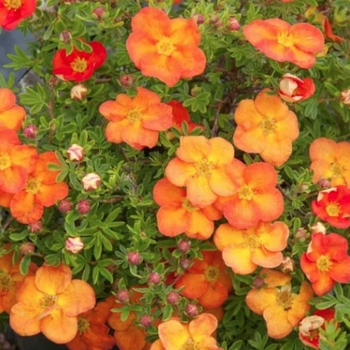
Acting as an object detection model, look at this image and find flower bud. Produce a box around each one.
[58,199,73,213]
[20,242,35,255]
[119,74,135,88]
[139,315,152,327]
[148,272,161,284]
[65,237,84,254]
[186,303,199,317]
[23,125,38,139]
[67,144,84,162]
[279,74,315,102]
[59,30,72,43]
[116,290,130,303]
[318,178,331,189]
[167,291,180,304]
[311,222,326,235]
[228,17,240,31]
[180,258,192,270]
[82,173,101,191]
[340,89,350,105]
[127,252,141,265]
[252,276,265,289]
[93,7,105,19]
[280,256,295,274]
[194,14,204,24]
[295,227,308,241]
[76,199,91,214]
[70,84,88,101]
[177,239,191,254]
[28,221,42,233]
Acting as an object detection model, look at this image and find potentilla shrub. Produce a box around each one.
[0,0,349,349]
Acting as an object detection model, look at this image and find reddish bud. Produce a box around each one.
[229,17,240,31]
[318,178,331,189]
[186,303,199,317]
[82,172,101,191]
[167,291,180,304]
[59,30,72,43]
[93,7,105,19]
[139,315,152,327]
[194,14,204,24]
[279,74,315,102]
[20,242,35,255]
[180,258,192,270]
[58,199,72,213]
[119,74,135,88]
[116,290,130,303]
[28,221,42,233]
[127,252,141,265]
[23,125,38,139]
[67,144,84,162]
[148,272,161,285]
[295,227,308,241]
[76,199,91,214]
[177,239,191,254]
[252,276,265,289]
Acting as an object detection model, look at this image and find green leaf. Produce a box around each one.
[19,255,31,275]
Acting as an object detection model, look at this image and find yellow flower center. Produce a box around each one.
[71,57,88,72]
[276,288,293,310]
[156,36,175,56]
[195,158,214,178]
[4,0,22,10]
[0,153,11,170]
[0,273,13,294]
[204,266,220,282]
[77,316,90,334]
[126,108,141,123]
[238,185,254,200]
[277,31,294,47]
[182,198,198,213]
[326,202,340,217]
[260,117,277,135]
[40,294,58,308]
[181,338,200,350]
[329,162,345,177]
[245,235,260,251]
[25,178,41,194]
[316,255,333,272]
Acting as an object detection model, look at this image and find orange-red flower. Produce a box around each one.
[246,269,313,339]
[53,41,107,82]
[278,74,315,103]
[165,136,238,208]
[301,233,350,296]
[10,264,95,344]
[309,138,350,187]
[150,313,222,350]
[216,160,284,229]
[66,299,115,350]
[153,178,222,239]
[0,250,36,314]
[126,7,206,87]
[0,128,37,194]
[0,88,26,131]
[99,87,173,150]
[0,189,14,207]
[233,89,299,166]
[243,19,324,68]
[10,151,69,224]
[311,186,350,229]
[0,0,36,30]
[299,308,337,350]
[175,250,232,309]
[214,221,289,275]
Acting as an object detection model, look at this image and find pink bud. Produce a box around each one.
[228,17,240,31]
[340,89,350,105]
[76,199,91,214]
[186,303,199,317]
[67,144,84,162]
[139,315,152,327]
[116,290,130,303]
[93,7,105,19]
[20,242,35,255]
[23,125,38,139]
[318,178,331,189]
[252,276,265,289]
[194,14,204,24]
[65,237,84,254]
[177,240,191,254]
[279,74,315,102]
[82,173,101,191]
[28,221,42,233]
[127,252,141,265]
[70,84,88,101]
[58,199,72,213]
[180,258,192,270]
[295,227,308,241]
[148,272,161,284]
[167,291,180,304]
[59,30,72,43]
[119,74,135,87]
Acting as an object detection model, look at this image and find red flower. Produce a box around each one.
[52,41,107,82]
[279,74,315,102]
[312,186,350,229]
[0,0,36,30]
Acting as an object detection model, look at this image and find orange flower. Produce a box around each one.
[10,263,95,344]
[243,19,324,68]
[150,313,222,350]
[246,269,313,339]
[233,89,299,166]
[175,250,232,309]
[153,178,222,239]
[0,250,36,314]
[300,233,350,296]
[66,299,115,350]
[0,0,36,30]
[309,138,350,187]
[99,87,173,150]
[10,151,69,224]
[0,128,37,194]
[165,136,238,208]
[0,88,26,131]
[0,189,14,207]
[216,160,284,229]
[126,7,206,87]
[311,186,350,229]
[214,221,289,274]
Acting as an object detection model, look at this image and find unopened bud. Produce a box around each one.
[228,17,240,31]
[119,74,135,87]
[82,172,101,191]
[116,290,130,303]
[295,227,308,241]
[139,315,152,327]
[280,256,295,274]
[65,237,84,254]
[58,199,72,213]
[311,222,326,235]
[28,221,42,233]
[93,7,105,19]
[340,89,350,105]
[318,178,331,189]
[20,242,35,255]
[148,272,161,285]
[23,125,38,139]
[70,84,88,101]
[252,276,265,289]
[194,14,204,24]
[180,258,192,270]
[177,240,191,254]
[186,303,199,317]
[167,291,180,304]
[127,252,141,265]
[76,199,91,215]
[59,30,72,43]
[67,144,84,162]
